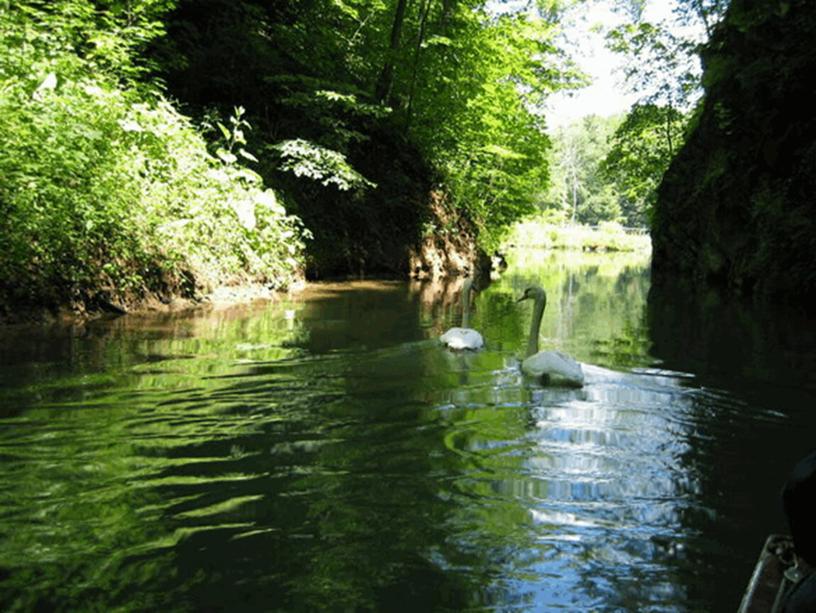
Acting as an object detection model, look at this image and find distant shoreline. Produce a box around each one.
[503,220,652,253]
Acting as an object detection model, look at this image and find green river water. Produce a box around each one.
[1,249,815,611]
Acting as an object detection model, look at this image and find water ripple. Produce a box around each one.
[2,271,814,611]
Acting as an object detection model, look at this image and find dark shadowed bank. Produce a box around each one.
[652,0,816,310]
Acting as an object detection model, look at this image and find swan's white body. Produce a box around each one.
[522,350,583,385]
[518,286,584,387]
[440,327,484,350]
[441,278,484,350]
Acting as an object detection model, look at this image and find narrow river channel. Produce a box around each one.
[2,250,815,611]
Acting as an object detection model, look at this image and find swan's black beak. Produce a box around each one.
[516,295,527,303]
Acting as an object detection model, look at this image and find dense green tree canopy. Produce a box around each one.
[2,0,587,310]
[0,0,306,312]
[596,0,729,230]
[602,103,686,227]
[150,0,581,260]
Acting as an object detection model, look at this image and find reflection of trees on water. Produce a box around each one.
[4,254,789,610]
[648,283,816,392]
[0,280,533,610]
[0,301,312,608]
[295,284,524,609]
[500,249,652,368]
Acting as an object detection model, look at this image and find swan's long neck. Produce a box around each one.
[527,291,546,357]
[461,279,472,328]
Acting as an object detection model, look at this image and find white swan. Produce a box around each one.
[517,285,584,386]
[440,278,484,350]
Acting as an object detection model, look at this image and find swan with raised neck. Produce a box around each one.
[517,285,583,386]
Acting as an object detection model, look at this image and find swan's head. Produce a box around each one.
[517,286,546,303]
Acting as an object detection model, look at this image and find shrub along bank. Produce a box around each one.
[0,2,307,321]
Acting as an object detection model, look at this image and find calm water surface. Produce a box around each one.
[2,250,816,611]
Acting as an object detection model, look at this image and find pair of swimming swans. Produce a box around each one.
[440,280,584,386]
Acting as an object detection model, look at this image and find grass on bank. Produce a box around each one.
[503,215,652,253]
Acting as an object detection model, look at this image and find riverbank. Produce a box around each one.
[0,242,488,327]
[0,283,305,327]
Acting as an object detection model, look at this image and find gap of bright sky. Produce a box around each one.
[542,0,699,127]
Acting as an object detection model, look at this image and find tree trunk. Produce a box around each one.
[440,0,456,30]
[375,0,410,104]
[405,0,432,131]
[693,0,713,38]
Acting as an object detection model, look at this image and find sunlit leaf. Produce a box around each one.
[216,122,231,140]
[217,149,237,164]
[238,148,258,162]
